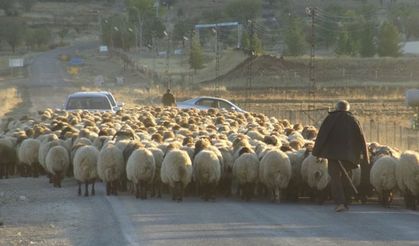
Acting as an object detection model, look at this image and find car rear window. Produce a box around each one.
[66,97,111,110]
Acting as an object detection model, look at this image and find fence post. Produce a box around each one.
[399,126,405,150]
[393,122,396,148]
[369,119,373,142]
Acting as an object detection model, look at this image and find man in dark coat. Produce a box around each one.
[161,89,176,106]
[313,100,370,212]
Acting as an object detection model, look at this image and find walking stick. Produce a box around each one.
[338,160,359,195]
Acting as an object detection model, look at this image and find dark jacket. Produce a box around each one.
[312,110,369,166]
[162,92,175,106]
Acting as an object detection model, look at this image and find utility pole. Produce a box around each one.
[306,6,316,111]
[164,31,171,89]
[246,20,255,109]
[213,26,220,97]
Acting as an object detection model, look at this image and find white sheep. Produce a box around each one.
[126,148,156,199]
[160,149,193,202]
[193,149,221,201]
[259,149,292,202]
[232,148,259,201]
[18,138,41,177]
[46,145,70,188]
[73,145,99,196]
[97,143,125,196]
[370,155,399,207]
[300,154,330,203]
[396,150,419,210]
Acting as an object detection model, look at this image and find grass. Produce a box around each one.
[0,86,22,118]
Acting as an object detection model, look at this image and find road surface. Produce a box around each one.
[1,177,418,246]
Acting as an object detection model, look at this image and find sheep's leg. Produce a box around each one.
[91,179,96,196]
[113,180,118,196]
[210,182,217,201]
[84,182,89,197]
[135,182,140,199]
[57,173,62,188]
[270,188,275,202]
[106,182,111,196]
[144,183,148,200]
[78,181,82,196]
[157,180,162,198]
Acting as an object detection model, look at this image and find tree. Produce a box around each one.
[284,17,306,56]
[225,0,261,23]
[0,17,25,53]
[335,31,353,56]
[173,19,194,45]
[0,0,18,16]
[189,33,204,73]
[358,23,376,57]
[377,22,402,57]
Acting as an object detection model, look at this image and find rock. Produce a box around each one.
[19,196,27,201]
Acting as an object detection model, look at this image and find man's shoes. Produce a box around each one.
[335,204,348,212]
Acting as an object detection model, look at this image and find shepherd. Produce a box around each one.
[313,100,370,212]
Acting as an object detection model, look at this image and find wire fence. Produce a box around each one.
[243,104,418,152]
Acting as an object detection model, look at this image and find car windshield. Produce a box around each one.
[66,97,111,110]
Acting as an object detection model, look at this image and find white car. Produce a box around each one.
[176,96,246,113]
[64,91,123,113]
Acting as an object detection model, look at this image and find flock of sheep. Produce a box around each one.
[0,106,418,209]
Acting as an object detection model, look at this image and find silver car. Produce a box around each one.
[176,96,246,113]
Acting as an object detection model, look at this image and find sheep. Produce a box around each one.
[46,145,70,188]
[193,149,222,201]
[18,138,41,177]
[232,147,259,201]
[396,150,419,210]
[0,138,18,178]
[148,147,165,198]
[97,143,125,196]
[126,148,156,199]
[370,155,399,207]
[285,148,310,201]
[73,145,99,196]
[300,154,330,204]
[160,149,193,202]
[259,149,292,202]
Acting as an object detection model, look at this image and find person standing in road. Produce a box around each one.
[312,100,370,212]
[162,89,176,106]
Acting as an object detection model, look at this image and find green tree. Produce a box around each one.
[0,0,18,16]
[377,22,402,57]
[189,33,204,73]
[335,31,353,56]
[406,12,419,39]
[358,23,376,57]
[284,17,306,56]
[225,0,261,23]
[173,19,194,45]
[0,17,25,53]
[317,4,345,48]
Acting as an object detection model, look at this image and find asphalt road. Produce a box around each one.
[1,177,418,246]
